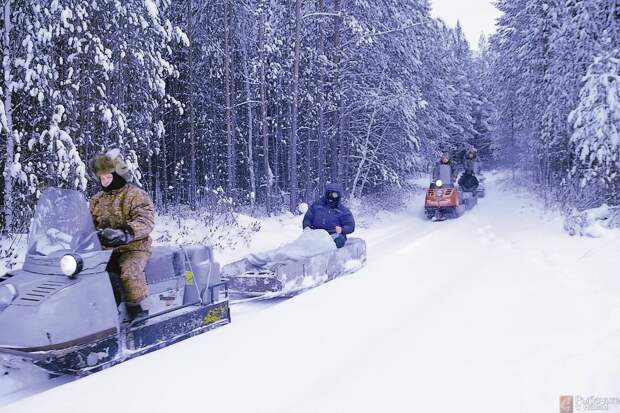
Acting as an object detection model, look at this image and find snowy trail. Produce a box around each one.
[2,173,620,412]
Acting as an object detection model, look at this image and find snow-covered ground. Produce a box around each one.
[2,172,620,412]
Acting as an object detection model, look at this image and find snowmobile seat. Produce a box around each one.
[182,244,222,304]
[142,246,187,311]
[145,246,185,284]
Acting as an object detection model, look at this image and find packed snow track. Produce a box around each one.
[2,172,620,412]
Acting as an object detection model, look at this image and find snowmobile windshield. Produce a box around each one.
[27,188,102,256]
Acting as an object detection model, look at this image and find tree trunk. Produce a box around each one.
[241,34,256,207]
[160,120,169,211]
[304,125,312,201]
[259,5,272,213]
[2,0,14,233]
[351,109,377,197]
[331,0,342,183]
[289,0,301,211]
[317,0,326,194]
[187,0,196,208]
[224,0,236,195]
[275,123,280,197]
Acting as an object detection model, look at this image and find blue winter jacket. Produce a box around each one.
[302,183,355,239]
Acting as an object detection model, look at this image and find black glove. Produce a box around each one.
[98,228,132,248]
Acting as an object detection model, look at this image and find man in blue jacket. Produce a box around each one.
[302,183,355,248]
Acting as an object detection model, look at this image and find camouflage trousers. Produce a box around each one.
[108,251,150,304]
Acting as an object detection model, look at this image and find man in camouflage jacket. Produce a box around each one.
[89,150,155,319]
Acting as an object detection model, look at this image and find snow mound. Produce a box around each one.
[564,204,620,237]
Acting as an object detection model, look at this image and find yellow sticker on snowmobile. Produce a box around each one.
[203,306,226,325]
[185,271,194,285]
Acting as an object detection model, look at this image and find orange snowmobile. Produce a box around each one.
[424,179,465,221]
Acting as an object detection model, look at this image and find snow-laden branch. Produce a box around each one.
[302,12,341,20]
[342,23,425,49]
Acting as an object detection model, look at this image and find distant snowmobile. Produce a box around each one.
[0,188,230,376]
[221,231,367,298]
[425,169,480,221]
[456,147,485,198]
[458,170,480,209]
[424,179,464,221]
[425,159,464,221]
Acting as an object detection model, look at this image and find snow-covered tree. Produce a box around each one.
[489,0,619,206]
[569,48,620,197]
[0,0,500,228]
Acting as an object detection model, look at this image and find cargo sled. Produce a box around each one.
[460,189,478,209]
[221,237,367,297]
[0,188,230,376]
[476,179,486,198]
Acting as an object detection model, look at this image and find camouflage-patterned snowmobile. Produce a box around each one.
[0,188,230,376]
[222,238,367,298]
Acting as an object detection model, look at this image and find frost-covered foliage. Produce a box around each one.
[116,0,492,212]
[153,200,262,251]
[0,233,26,271]
[0,0,178,230]
[348,184,417,229]
[564,203,620,237]
[569,49,620,194]
[1,0,493,231]
[488,0,620,206]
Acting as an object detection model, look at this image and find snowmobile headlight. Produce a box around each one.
[60,254,84,277]
[436,179,444,188]
[0,284,17,305]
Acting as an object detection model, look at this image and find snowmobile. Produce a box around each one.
[221,238,367,298]
[424,180,466,221]
[458,172,480,210]
[0,188,230,376]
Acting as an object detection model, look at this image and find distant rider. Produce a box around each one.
[458,169,480,193]
[302,183,355,248]
[89,149,155,320]
[463,148,480,174]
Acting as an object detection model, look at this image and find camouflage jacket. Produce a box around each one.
[90,184,155,253]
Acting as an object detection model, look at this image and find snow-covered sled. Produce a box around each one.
[0,188,230,376]
[461,189,478,209]
[221,237,367,297]
[476,176,486,198]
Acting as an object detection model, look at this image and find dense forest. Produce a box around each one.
[0,0,618,232]
[0,0,492,231]
[489,0,620,207]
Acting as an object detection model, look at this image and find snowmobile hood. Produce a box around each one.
[0,266,119,351]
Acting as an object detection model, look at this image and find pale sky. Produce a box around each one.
[430,0,501,49]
